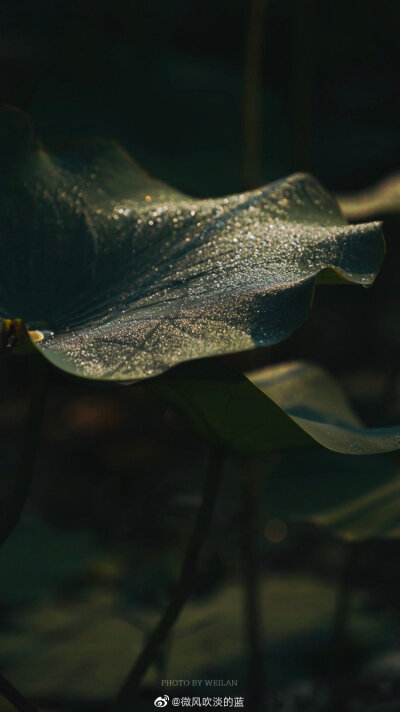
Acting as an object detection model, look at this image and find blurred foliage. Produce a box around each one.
[339,173,400,221]
[0,520,99,605]
[0,545,396,707]
[262,450,400,540]
[1,358,400,709]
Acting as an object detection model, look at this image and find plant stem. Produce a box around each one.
[0,355,47,547]
[241,458,265,711]
[291,0,315,172]
[330,543,354,708]
[0,672,40,712]
[111,447,224,711]
[243,0,267,190]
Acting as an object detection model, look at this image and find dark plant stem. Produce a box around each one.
[291,0,315,172]
[332,544,354,667]
[0,355,47,548]
[243,0,267,190]
[111,447,224,711]
[330,544,355,709]
[241,458,265,711]
[0,672,40,712]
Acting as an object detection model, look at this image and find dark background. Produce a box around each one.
[1,2,400,711]
[2,0,400,194]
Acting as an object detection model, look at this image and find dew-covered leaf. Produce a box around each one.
[338,173,400,221]
[0,106,384,382]
[152,359,400,455]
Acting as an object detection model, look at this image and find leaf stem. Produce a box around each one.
[0,355,47,547]
[111,447,224,710]
[0,672,40,712]
[243,0,267,190]
[330,543,355,708]
[241,458,266,710]
[291,0,315,172]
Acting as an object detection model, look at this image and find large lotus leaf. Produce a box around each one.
[338,173,400,220]
[262,450,400,540]
[151,359,400,454]
[0,106,384,382]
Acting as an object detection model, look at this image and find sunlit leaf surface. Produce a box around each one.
[249,361,400,455]
[338,173,400,220]
[153,360,400,455]
[0,106,384,381]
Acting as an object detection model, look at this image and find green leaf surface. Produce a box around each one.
[249,361,400,455]
[152,359,400,455]
[0,106,384,382]
[338,173,400,220]
[149,359,311,453]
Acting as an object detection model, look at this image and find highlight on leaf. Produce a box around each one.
[338,172,400,221]
[151,359,400,456]
[248,361,400,455]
